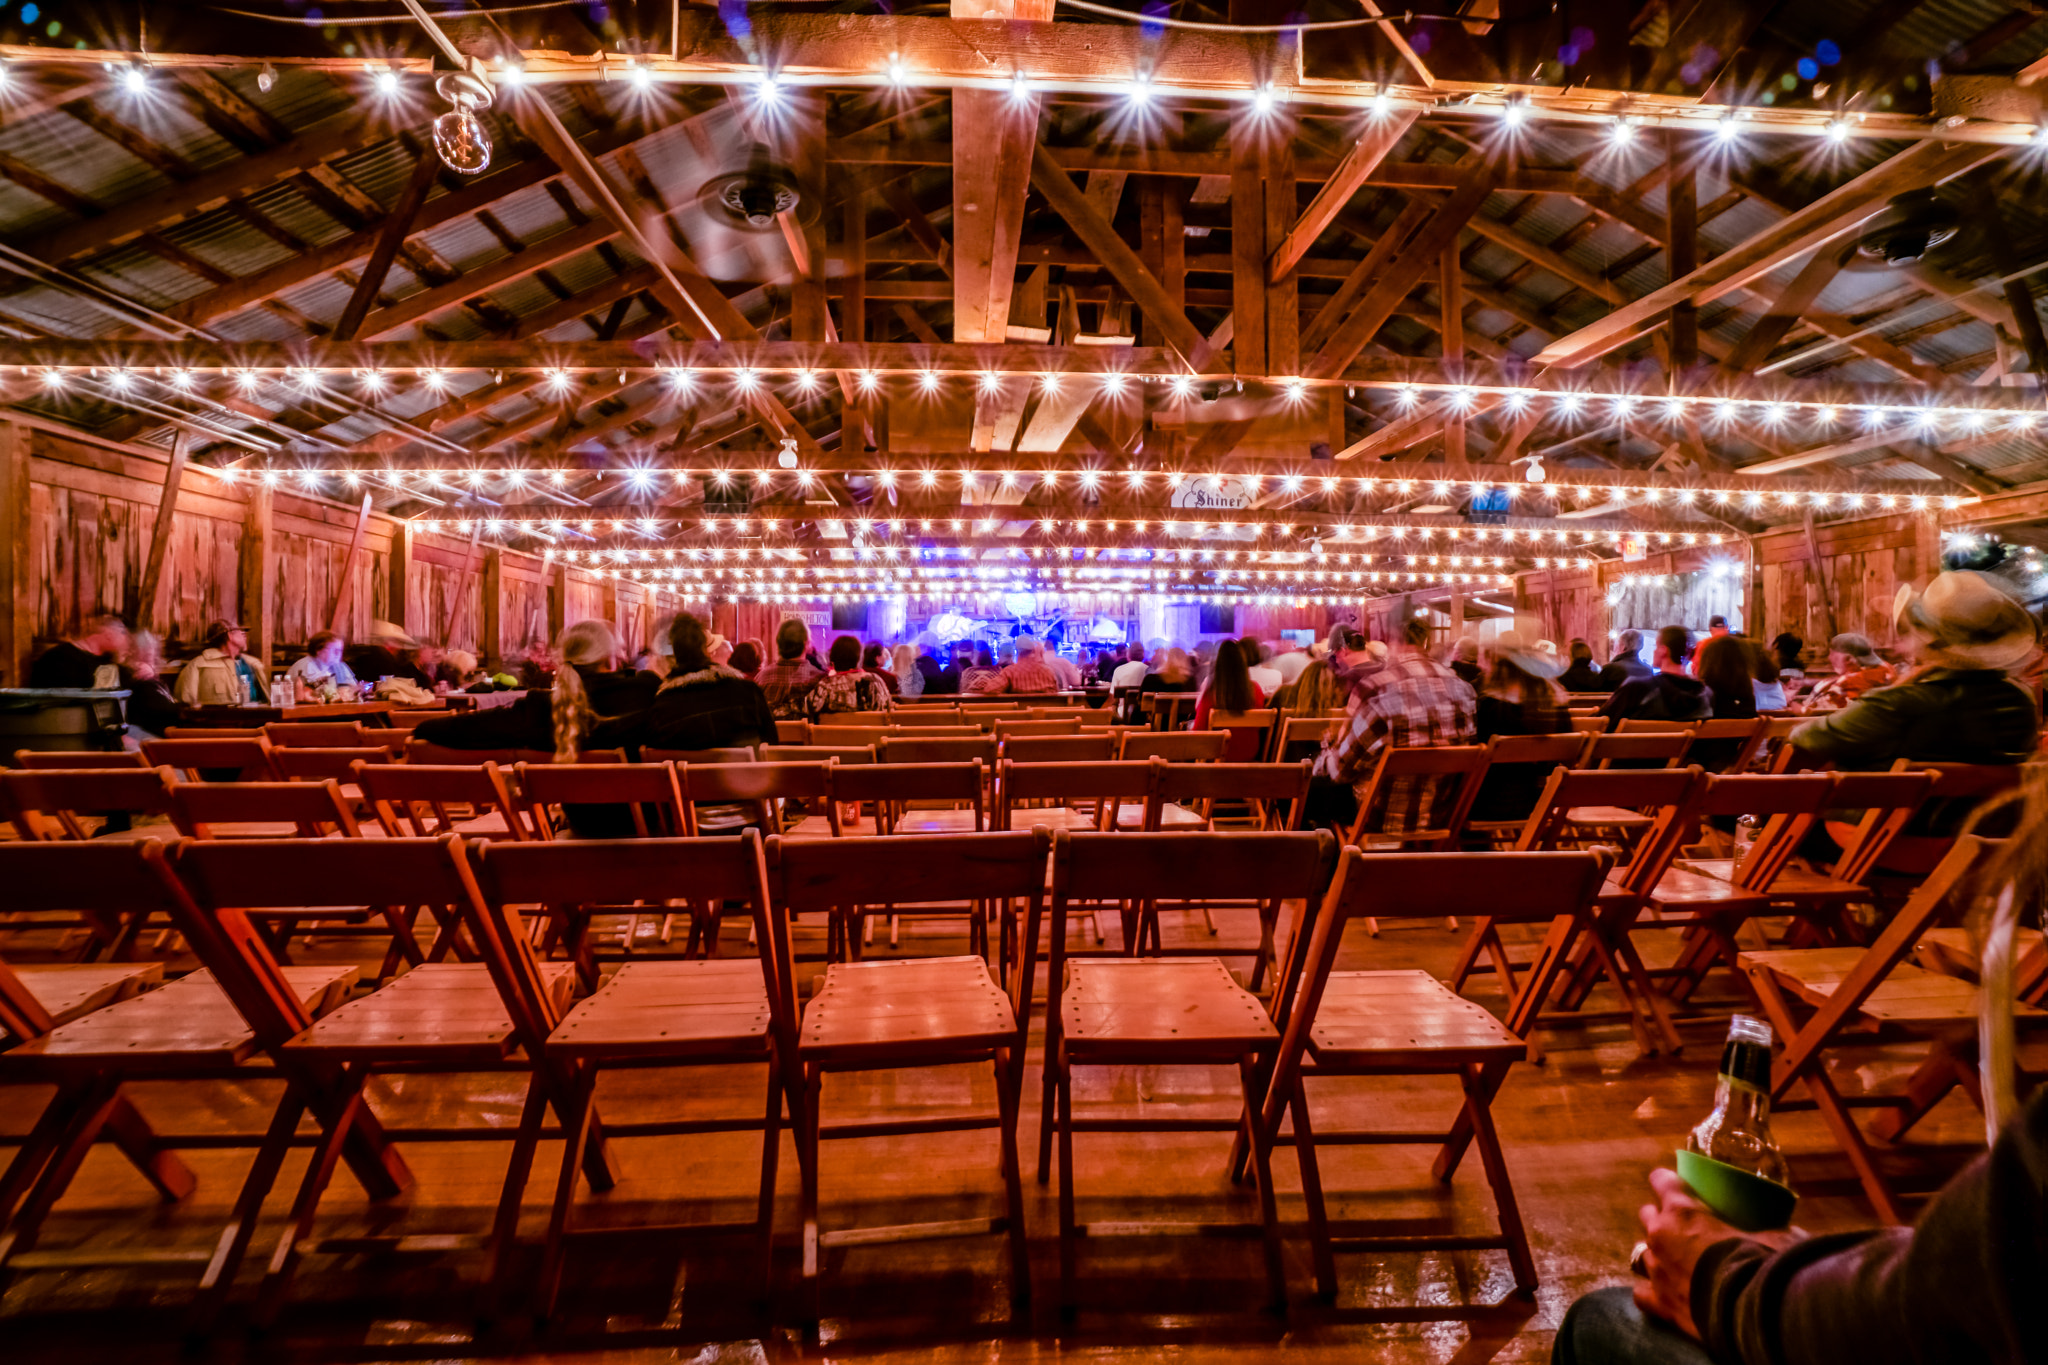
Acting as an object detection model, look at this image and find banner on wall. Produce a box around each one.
[1168,477,1256,511]
[780,608,832,631]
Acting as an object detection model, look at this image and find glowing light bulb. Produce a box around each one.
[372,68,400,97]
[1825,119,1850,143]
[1611,117,1636,146]
[120,65,149,96]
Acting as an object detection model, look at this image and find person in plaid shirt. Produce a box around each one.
[976,636,1062,694]
[1310,619,1476,833]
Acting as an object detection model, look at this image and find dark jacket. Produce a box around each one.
[123,672,181,738]
[1791,668,2040,771]
[597,664,776,755]
[411,667,656,753]
[1558,660,1608,693]
[29,641,113,690]
[1599,654,1654,690]
[1470,691,1573,824]
[348,644,433,688]
[1604,671,1712,726]
[1450,659,1484,687]
[1694,1084,2048,1365]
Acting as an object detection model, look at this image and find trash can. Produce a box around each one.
[0,689,130,764]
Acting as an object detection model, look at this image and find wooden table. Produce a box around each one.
[181,700,400,728]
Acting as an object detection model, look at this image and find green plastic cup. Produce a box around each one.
[1675,1149,1798,1232]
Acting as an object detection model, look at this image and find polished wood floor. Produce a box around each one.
[0,899,1985,1365]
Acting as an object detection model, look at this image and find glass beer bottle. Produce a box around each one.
[1687,1015,1791,1185]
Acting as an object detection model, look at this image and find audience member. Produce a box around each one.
[1600,629,1653,689]
[286,630,358,701]
[758,619,826,718]
[891,642,925,697]
[1046,647,1084,690]
[121,631,180,739]
[861,642,901,696]
[1275,656,1346,761]
[173,618,270,705]
[349,621,435,688]
[978,636,1061,694]
[810,635,895,719]
[960,646,1001,694]
[728,639,763,679]
[1792,570,2039,773]
[1095,645,1127,685]
[1602,626,1710,726]
[440,650,492,692]
[1110,645,1151,693]
[30,614,129,689]
[1804,632,1895,708]
[1686,633,1759,769]
[1272,639,1311,686]
[1771,631,1806,676]
[1241,636,1283,695]
[1195,640,1270,759]
[1309,618,1477,831]
[517,639,555,689]
[1469,624,1571,825]
[1138,647,1196,698]
[414,620,655,769]
[1558,638,1607,692]
[1750,641,1788,711]
[1448,636,1483,687]
[601,612,774,757]
[922,638,961,694]
[639,615,679,683]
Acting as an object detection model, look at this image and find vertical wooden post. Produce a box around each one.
[787,93,829,345]
[445,523,483,648]
[327,490,374,635]
[385,517,412,637]
[1665,130,1699,370]
[1440,246,1466,463]
[546,560,567,643]
[599,573,620,639]
[480,547,504,668]
[136,433,188,635]
[1230,111,1268,377]
[1802,513,1839,642]
[239,482,274,674]
[1262,111,1298,377]
[0,422,32,685]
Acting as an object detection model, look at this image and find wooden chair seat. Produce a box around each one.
[1059,957,1277,1058]
[451,810,520,838]
[1677,858,1866,904]
[1304,969,1527,1068]
[283,962,576,1061]
[1913,925,2045,981]
[549,959,771,1060]
[1740,947,2043,1027]
[12,966,358,1072]
[801,956,1016,1060]
[12,962,164,1026]
[1624,865,1772,911]
[1564,804,1653,827]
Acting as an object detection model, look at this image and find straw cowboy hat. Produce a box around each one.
[1489,617,1564,679]
[1892,570,2039,670]
[368,619,420,649]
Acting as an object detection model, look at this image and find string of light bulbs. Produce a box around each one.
[31,364,2044,439]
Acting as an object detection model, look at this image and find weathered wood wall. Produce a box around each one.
[0,423,623,686]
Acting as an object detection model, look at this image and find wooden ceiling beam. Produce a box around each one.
[1268,110,1419,284]
[949,0,1050,345]
[353,220,619,342]
[1533,140,2007,368]
[1721,244,1853,375]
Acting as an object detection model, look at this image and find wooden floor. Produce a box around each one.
[0,898,1988,1365]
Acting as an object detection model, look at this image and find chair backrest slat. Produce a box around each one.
[171,779,361,838]
[272,746,395,783]
[265,721,370,749]
[515,761,688,838]
[356,760,535,839]
[1578,732,1691,769]
[11,750,150,770]
[3,766,178,840]
[1116,730,1227,762]
[1346,745,1490,850]
[142,736,280,781]
[758,743,875,765]
[879,735,998,765]
[641,746,757,765]
[1001,733,1117,764]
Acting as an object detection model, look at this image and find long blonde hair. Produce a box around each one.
[551,619,620,762]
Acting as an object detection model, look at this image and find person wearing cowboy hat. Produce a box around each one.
[1803,632,1895,708]
[172,619,271,706]
[1790,570,2040,773]
[1468,621,1575,826]
[345,620,435,689]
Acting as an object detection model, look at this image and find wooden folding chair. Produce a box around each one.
[0,840,373,1321]
[1256,848,1609,1300]
[1683,717,1769,773]
[1675,770,1937,943]
[994,759,1160,953]
[768,829,1050,1315]
[166,781,439,973]
[1069,710,1116,730]
[1634,772,1839,1002]
[1039,829,1339,1309]
[1739,716,1808,773]
[1569,715,1606,736]
[472,832,799,1317]
[642,745,757,765]
[820,762,990,956]
[1462,732,1591,846]
[1341,747,1491,931]
[775,721,811,745]
[356,760,540,841]
[1451,766,1707,1056]
[1271,714,1337,764]
[1740,836,2038,1223]
[142,736,282,782]
[10,750,149,770]
[810,723,895,747]
[679,759,837,837]
[2,765,179,852]
[1205,708,1278,764]
[263,721,370,749]
[759,743,875,765]
[270,746,395,784]
[514,761,699,974]
[1844,762,2025,879]
[169,835,601,1319]
[1002,733,1117,764]
[1116,729,1226,762]
[1140,692,1199,731]
[993,718,1080,739]
[1577,731,1692,769]
[879,734,998,765]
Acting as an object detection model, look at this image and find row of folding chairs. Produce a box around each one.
[0,830,1609,1324]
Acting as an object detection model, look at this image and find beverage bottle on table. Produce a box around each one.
[1688,1014,1790,1186]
